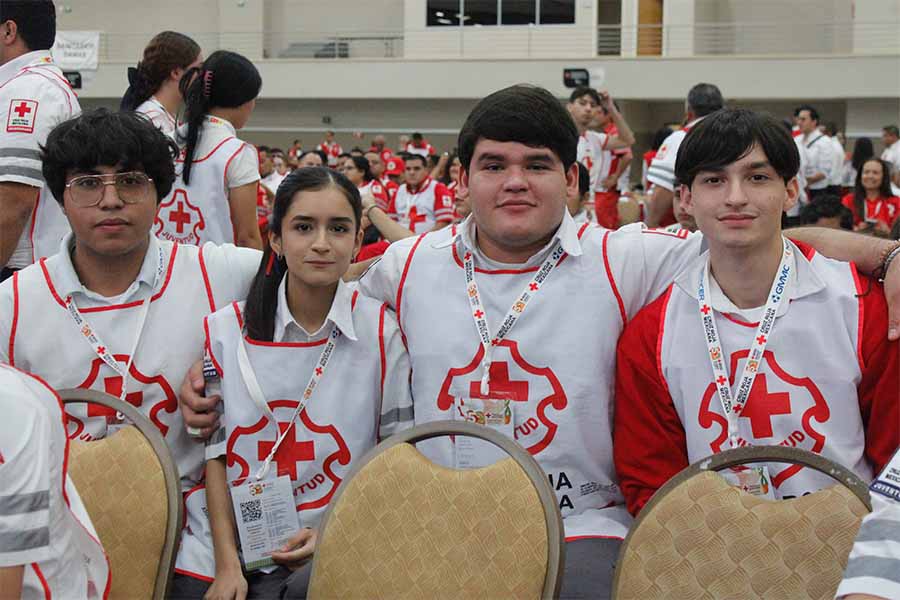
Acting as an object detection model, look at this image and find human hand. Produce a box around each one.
[203,567,247,600]
[179,359,220,439]
[270,528,318,570]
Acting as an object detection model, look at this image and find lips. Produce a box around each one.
[95,218,129,227]
[718,214,755,222]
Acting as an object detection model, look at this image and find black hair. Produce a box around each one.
[851,137,874,172]
[576,162,590,196]
[120,31,201,111]
[892,218,900,241]
[347,155,374,182]
[337,152,351,161]
[675,108,800,189]
[686,83,724,118]
[798,194,853,230]
[438,152,459,185]
[884,125,900,138]
[258,145,271,154]
[568,86,600,105]
[651,127,672,151]
[796,104,819,123]
[270,148,284,156]
[823,122,840,137]
[459,84,578,171]
[41,108,178,205]
[243,167,362,342]
[313,150,328,164]
[404,153,428,167]
[412,132,423,141]
[852,158,893,221]
[1,0,55,51]
[178,50,261,185]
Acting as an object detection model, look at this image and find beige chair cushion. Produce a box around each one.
[68,426,169,600]
[616,471,868,600]
[309,442,548,599]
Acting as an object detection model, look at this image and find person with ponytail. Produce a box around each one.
[154,50,264,250]
[120,31,201,138]
[187,167,412,600]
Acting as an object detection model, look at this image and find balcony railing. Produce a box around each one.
[96,20,899,63]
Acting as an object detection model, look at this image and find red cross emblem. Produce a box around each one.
[701,305,711,315]
[473,310,484,319]
[86,375,145,419]
[529,283,539,291]
[716,375,727,385]
[13,101,31,118]
[464,252,472,260]
[407,206,427,232]
[739,374,791,439]
[468,362,529,401]
[96,346,106,354]
[314,367,323,376]
[168,201,192,233]
[257,422,316,481]
[756,335,767,345]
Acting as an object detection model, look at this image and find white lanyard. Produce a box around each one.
[65,245,165,406]
[698,238,793,448]
[237,325,342,481]
[464,239,566,395]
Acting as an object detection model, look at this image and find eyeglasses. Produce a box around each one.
[64,171,155,207]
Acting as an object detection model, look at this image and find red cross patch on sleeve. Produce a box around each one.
[7,99,38,133]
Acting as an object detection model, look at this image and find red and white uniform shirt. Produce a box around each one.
[192,281,413,578]
[380,177,399,202]
[369,146,393,165]
[0,234,261,581]
[614,242,898,514]
[647,118,705,193]
[0,365,110,600]
[317,140,342,167]
[0,50,80,269]
[156,116,259,246]
[598,123,631,193]
[359,214,704,539]
[841,194,900,229]
[576,130,608,192]
[387,177,453,234]
[134,96,176,139]
[405,141,435,157]
[360,179,390,211]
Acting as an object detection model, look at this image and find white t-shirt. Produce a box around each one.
[0,364,109,599]
[134,96,176,139]
[0,50,81,268]
[882,140,900,173]
[828,136,846,187]
[646,118,705,192]
[802,131,834,190]
[576,130,608,192]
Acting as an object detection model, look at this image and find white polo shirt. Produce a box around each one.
[0,50,81,269]
[802,131,834,190]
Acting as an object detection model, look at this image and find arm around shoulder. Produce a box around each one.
[377,304,413,439]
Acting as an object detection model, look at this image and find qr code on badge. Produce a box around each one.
[239,499,262,523]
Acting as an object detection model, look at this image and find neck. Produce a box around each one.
[865,188,881,200]
[286,275,337,334]
[208,108,237,126]
[153,82,181,118]
[474,223,557,265]
[72,238,150,297]
[708,235,785,309]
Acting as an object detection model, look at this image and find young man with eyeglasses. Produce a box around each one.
[0,108,262,585]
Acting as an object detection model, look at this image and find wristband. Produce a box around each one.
[877,242,900,283]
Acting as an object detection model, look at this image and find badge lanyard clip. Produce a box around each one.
[237,325,342,481]
[698,238,793,448]
[463,241,566,395]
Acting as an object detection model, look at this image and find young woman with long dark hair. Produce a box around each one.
[199,167,412,599]
[842,158,900,235]
[154,50,263,249]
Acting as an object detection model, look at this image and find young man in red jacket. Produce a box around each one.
[614,108,899,515]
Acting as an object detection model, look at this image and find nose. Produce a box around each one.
[98,180,124,209]
[723,178,748,208]
[501,165,528,192]
[311,227,330,253]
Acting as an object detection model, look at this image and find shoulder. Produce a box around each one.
[619,286,674,349]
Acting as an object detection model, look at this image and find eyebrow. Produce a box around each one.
[290,215,355,223]
[475,152,556,163]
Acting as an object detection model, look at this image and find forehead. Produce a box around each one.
[471,139,561,163]
[285,187,355,217]
[572,94,596,104]
[701,144,771,172]
[69,163,129,176]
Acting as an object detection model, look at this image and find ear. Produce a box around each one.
[353,224,364,257]
[681,184,696,216]
[783,176,800,214]
[170,66,184,83]
[459,166,470,197]
[1,20,17,46]
[564,162,578,200]
[268,229,282,257]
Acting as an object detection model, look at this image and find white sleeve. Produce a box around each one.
[606,223,704,320]
[0,76,73,187]
[646,131,680,191]
[0,278,14,364]
[356,236,419,309]
[377,307,413,440]
[835,494,900,600]
[0,382,53,567]
[199,243,263,311]
[225,143,261,189]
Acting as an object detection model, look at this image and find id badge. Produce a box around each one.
[453,398,515,469]
[871,447,900,503]
[719,465,776,499]
[230,475,299,571]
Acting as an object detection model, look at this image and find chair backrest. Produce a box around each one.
[308,420,565,600]
[613,445,872,600]
[59,388,182,600]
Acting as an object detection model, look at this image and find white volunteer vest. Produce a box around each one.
[397,225,632,539]
[660,250,873,498]
[185,298,386,578]
[393,178,441,234]
[8,241,218,576]
[155,133,248,245]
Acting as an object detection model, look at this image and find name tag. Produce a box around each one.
[718,465,776,499]
[871,448,900,503]
[453,398,515,469]
[230,475,299,571]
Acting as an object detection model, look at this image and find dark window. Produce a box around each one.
[427,0,462,26]
[501,0,536,25]
[540,0,575,24]
[464,0,499,26]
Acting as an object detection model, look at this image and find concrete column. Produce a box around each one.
[662,0,695,57]
[620,0,639,57]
